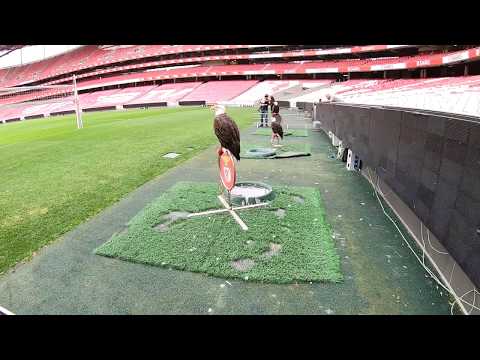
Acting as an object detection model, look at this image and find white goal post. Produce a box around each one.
[0,75,83,129]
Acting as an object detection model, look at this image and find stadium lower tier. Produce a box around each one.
[2,76,480,122]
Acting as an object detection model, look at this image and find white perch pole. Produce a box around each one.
[187,201,268,218]
[217,195,248,231]
[0,305,15,315]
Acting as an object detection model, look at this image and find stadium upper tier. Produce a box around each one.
[0,45,474,88]
[0,47,470,94]
[46,47,480,87]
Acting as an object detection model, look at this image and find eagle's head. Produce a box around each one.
[211,104,226,116]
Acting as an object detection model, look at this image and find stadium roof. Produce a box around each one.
[0,45,25,58]
[0,46,84,69]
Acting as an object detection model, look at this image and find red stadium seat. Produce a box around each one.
[180,80,258,103]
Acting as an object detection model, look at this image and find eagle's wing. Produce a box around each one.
[214,114,241,161]
[278,124,283,139]
[272,121,284,139]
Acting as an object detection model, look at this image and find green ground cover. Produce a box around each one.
[95,182,342,284]
[253,128,308,137]
[241,142,311,159]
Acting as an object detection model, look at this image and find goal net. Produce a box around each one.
[0,76,83,128]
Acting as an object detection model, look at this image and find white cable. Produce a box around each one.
[449,262,456,286]
[426,226,449,255]
[366,168,480,314]
[371,170,479,313]
[420,221,449,257]
[472,289,477,315]
[420,221,426,266]
[373,170,480,313]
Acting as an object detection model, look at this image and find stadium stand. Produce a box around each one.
[79,86,157,110]
[2,46,479,89]
[301,80,335,88]
[333,76,480,116]
[43,98,77,116]
[0,45,280,87]
[0,105,25,122]
[126,82,203,106]
[3,75,480,121]
[229,80,335,105]
[286,79,386,105]
[2,45,480,121]
[0,45,419,88]
[228,80,304,105]
[180,80,258,103]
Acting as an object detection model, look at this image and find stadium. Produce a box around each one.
[0,44,479,315]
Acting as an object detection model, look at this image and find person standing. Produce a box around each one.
[258,94,270,127]
[269,95,276,112]
[271,99,280,116]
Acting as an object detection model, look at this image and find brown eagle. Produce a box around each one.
[212,104,241,161]
[271,114,284,145]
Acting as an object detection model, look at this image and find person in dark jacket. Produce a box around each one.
[271,100,280,116]
[269,96,276,112]
[258,94,270,127]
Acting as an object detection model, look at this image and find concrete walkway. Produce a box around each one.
[0,109,451,314]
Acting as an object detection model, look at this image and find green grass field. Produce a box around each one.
[0,106,255,274]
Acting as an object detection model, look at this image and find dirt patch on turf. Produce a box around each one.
[263,243,282,258]
[274,208,286,219]
[154,211,190,232]
[231,259,256,272]
[293,196,305,204]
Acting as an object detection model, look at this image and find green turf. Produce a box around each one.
[0,106,255,274]
[253,128,309,137]
[94,182,342,284]
[241,142,311,159]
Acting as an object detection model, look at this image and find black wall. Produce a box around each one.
[83,106,116,112]
[123,102,167,109]
[277,100,291,108]
[179,101,206,106]
[317,103,480,288]
[296,102,313,111]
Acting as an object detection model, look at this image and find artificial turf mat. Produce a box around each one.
[253,128,309,137]
[241,143,311,159]
[94,182,342,284]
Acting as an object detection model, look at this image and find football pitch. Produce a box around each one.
[0,106,256,274]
